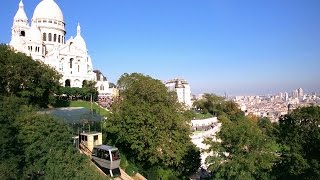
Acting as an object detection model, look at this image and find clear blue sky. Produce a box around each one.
[1,0,320,95]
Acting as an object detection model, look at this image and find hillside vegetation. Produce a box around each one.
[0,45,107,179]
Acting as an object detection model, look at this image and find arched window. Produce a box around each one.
[48,33,52,41]
[20,31,25,37]
[69,58,73,68]
[78,65,80,72]
[58,35,61,43]
[74,79,80,87]
[54,34,57,42]
[82,80,88,87]
[65,79,71,87]
[43,33,46,41]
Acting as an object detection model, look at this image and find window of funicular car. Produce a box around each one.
[111,150,120,161]
[103,150,111,161]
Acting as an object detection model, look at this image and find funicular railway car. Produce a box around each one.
[78,132,121,177]
[92,145,121,177]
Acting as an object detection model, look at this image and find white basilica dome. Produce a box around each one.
[32,0,64,22]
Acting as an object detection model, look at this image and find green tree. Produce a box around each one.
[55,80,98,103]
[0,45,107,179]
[82,80,98,100]
[16,108,106,179]
[0,96,27,179]
[0,96,107,179]
[257,117,278,139]
[0,44,61,107]
[204,118,278,180]
[193,94,243,120]
[274,106,320,179]
[105,73,200,178]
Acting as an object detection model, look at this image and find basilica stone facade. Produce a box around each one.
[10,0,111,97]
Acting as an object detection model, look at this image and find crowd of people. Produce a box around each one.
[97,96,113,108]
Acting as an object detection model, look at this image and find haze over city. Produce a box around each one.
[1,0,319,95]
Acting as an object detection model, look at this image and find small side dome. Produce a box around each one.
[73,24,87,50]
[14,0,28,21]
[27,24,42,42]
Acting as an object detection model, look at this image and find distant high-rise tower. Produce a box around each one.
[279,92,283,99]
[292,89,299,99]
[298,88,304,98]
[284,92,289,101]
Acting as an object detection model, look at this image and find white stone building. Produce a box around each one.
[93,70,112,97]
[165,78,192,108]
[9,0,110,96]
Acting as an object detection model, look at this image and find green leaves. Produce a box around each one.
[105,73,200,178]
[275,106,320,179]
[0,96,107,179]
[205,118,278,180]
[206,106,320,179]
[193,93,244,120]
[0,44,61,107]
[0,46,107,179]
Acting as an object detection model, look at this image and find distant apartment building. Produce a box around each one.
[292,88,304,99]
[284,92,289,101]
[165,78,192,108]
[292,89,299,99]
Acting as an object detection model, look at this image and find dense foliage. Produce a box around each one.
[274,106,320,179]
[0,45,61,107]
[0,45,106,179]
[193,93,244,121]
[56,81,98,101]
[104,73,201,179]
[204,96,320,180]
[0,96,106,179]
[205,117,278,180]
[2,44,320,179]
[197,94,280,179]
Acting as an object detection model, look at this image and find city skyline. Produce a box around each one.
[1,0,320,95]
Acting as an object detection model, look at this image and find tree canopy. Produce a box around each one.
[56,80,98,101]
[0,44,61,107]
[274,106,320,179]
[104,73,200,178]
[201,94,278,179]
[193,93,244,121]
[204,117,278,180]
[0,45,107,179]
[0,96,107,179]
[203,94,320,180]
